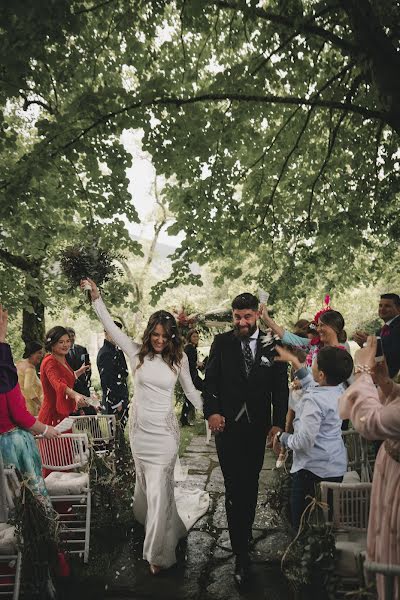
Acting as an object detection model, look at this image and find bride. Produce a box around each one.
[81,278,209,574]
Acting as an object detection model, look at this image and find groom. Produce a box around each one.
[203,293,288,586]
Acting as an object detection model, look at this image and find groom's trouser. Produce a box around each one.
[215,418,267,556]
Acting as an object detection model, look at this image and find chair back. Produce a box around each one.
[320,482,372,531]
[364,560,400,600]
[342,429,373,482]
[36,433,89,471]
[71,415,116,444]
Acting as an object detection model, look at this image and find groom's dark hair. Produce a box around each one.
[232,293,259,311]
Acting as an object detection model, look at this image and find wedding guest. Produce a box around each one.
[0,305,59,504]
[180,330,203,427]
[82,277,209,575]
[38,326,89,426]
[16,341,44,416]
[339,336,400,600]
[274,345,354,529]
[65,327,91,396]
[353,293,400,378]
[97,321,129,427]
[262,303,348,368]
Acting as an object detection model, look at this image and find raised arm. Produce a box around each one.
[178,353,203,411]
[339,373,400,441]
[82,278,140,360]
[260,304,285,338]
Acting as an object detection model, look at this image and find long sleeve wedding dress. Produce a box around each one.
[93,297,209,568]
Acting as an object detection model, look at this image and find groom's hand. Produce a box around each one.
[208,414,225,433]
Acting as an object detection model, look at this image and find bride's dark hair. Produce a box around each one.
[137,311,183,373]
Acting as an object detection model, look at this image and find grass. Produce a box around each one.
[178,416,207,456]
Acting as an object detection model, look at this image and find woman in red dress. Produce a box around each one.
[38,326,89,426]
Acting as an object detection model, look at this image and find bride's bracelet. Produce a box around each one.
[354,364,373,375]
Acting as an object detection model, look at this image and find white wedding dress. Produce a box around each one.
[93,298,209,567]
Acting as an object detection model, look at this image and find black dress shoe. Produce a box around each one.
[233,554,250,588]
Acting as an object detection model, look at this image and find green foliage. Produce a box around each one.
[89,424,135,532]
[13,482,60,599]
[60,243,122,294]
[1,0,400,340]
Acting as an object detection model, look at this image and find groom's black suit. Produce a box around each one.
[203,329,288,556]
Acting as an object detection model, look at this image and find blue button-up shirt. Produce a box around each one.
[281,370,346,478]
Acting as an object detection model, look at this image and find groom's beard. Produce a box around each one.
[233,323,257,338]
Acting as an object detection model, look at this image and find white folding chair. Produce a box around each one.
[320,481,372,589]
[70,414,116,455]
[36,434,91,563]
[0,460,21,600]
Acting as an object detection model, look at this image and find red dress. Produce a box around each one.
[38,355,76,426]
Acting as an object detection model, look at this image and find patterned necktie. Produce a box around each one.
[242,338,254,376]
[380,323,390,337]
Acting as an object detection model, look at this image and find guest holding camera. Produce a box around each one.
[38,326,90,426]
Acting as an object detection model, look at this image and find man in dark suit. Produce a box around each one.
[203,293,288,587]
[354,293,400,378]
[66,327,91,397]
[180,330,203,426]
[97,321,129,427]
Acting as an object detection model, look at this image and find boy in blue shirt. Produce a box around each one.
[273,345,354,529]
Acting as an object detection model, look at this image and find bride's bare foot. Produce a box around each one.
[149,564,161,575]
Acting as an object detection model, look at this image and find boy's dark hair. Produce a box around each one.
[381,293,400,307]
[231,293,259,311]
[316,346,353,386]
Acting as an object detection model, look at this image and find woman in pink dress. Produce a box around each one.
[339,336,400,599]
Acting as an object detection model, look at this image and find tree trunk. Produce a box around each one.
[22,295,45,344]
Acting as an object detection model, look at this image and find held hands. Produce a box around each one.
[266,425,282,449]
[208,414,225,434]
[79,277,100,301]
[0,304,8,343]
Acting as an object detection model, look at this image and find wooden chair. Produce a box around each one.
[320,481,372,589]
[364,560,400,600]
[70,414,116,455]
[342,429,373,483]
[36,433,91,563]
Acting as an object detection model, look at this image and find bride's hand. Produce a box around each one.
[80,277,100,301]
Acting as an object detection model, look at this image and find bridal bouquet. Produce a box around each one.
[60,243,121,300]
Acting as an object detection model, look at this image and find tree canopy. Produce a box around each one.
[1,0,399,339]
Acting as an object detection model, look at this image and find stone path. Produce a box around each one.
[64,434,295,600]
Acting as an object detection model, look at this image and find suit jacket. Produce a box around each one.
[377,316,400,378]
[97,340,129,409]
[203,330,289,429]
[65,343,91,396]
[184,343,203,391]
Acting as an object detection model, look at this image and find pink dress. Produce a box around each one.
[339,373,400,599]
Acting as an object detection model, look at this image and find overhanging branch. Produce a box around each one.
[54,92,386,156]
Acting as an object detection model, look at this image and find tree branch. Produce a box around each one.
[213,0,356,55]
[0,248,32,272]
[53,92,386,157]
